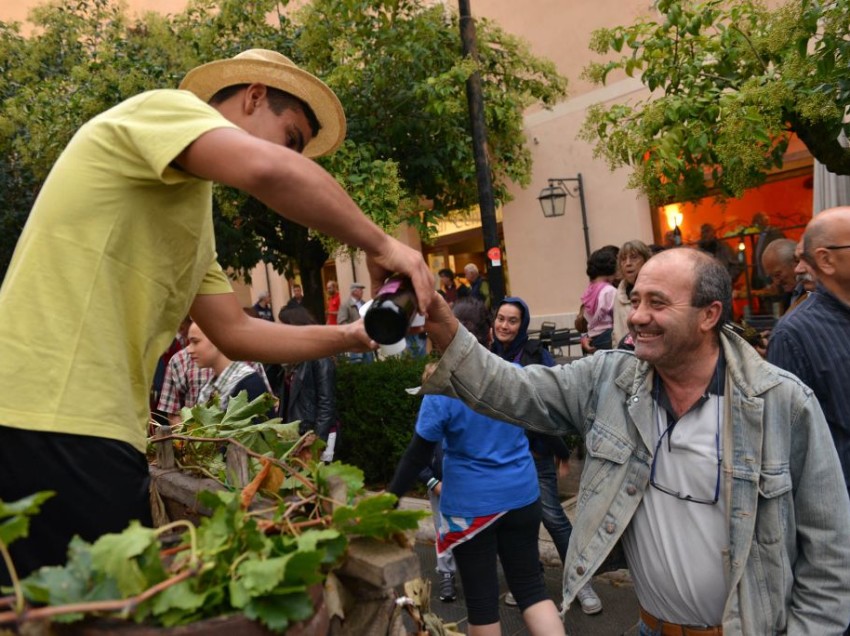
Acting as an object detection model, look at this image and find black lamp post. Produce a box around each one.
[538,174,591,259]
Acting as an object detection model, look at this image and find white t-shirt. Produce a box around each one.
[623,389,728,626]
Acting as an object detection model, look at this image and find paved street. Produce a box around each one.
[410,541,640,635]
[398,453,643,635]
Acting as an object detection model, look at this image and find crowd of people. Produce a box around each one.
[419,223,850,634]
[1,43,849,636]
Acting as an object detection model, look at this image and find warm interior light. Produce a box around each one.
[738,240,746,252]
[664,204,683,231]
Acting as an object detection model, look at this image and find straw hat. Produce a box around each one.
[179,49,346,158]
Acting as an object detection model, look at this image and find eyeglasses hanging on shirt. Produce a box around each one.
[649,372,722,505]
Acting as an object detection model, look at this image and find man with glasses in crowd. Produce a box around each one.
[769,207,850,502]
[421,247,850,634]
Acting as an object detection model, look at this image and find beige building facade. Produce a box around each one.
[4,0,811,326]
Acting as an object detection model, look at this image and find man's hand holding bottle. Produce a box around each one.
[366,237,435,315]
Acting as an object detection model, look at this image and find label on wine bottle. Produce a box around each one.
[377,279,403,295]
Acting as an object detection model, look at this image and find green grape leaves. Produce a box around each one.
[332,493,427,538]
[8,395,428,630]
[90,523,167,598]
[0,490,54,547]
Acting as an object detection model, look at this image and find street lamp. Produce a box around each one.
[538,174,591,259]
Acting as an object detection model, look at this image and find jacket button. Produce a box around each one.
[576,566,586,575]
[631,396,639,403]
[626,485,637,495]
[605,523,616,534]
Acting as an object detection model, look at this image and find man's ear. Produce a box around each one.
[812,248,836,276]
[244,83,268,113]
[701,300,723,333]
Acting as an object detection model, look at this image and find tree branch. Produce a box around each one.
[0,566,199,627]
[730,25,769,72]
[789,114,850,175]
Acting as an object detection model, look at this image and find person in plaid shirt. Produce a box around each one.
[157,322,270,426]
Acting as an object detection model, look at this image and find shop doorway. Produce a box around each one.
[422,224,507,293]
[653,169,813,320]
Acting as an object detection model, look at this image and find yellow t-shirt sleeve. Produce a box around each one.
[198,259,234,295]
[107,90,240,184]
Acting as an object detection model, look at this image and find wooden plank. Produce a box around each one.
[336,537,419,589]
[153,426,175,469]
[149,466,224,517]
[225,445,249,489]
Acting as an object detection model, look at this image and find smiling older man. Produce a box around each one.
[421,247,850,634]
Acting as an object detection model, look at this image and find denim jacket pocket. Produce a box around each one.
[755,467,792,545]
[758,469,792,495]
[580,425,633,505]
[587,425,632,463]
[748,467,793,631]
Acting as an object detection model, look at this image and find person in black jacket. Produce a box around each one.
[491,297,603,615]
[278,305,338,461]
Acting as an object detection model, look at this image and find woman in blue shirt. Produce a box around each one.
[389,298,564,635]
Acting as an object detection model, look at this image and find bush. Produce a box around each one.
[335,354,432,486]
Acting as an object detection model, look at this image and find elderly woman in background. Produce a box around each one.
[612,240,653,350]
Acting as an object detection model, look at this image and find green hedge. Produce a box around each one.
[335,355,433,486]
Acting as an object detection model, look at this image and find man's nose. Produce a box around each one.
[627,303,645,327]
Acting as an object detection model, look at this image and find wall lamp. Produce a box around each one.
[537,174,590,259]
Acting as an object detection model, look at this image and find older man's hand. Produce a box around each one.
[424,291,459,352]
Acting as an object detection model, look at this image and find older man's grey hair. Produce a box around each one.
[762,238,797,266]
[691,251,732,333]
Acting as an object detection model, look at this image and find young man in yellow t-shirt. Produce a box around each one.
[0,49,434,582]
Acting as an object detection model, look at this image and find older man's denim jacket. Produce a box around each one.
[423,326,850,634]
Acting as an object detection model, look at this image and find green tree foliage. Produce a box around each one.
[0,0,566,285]
[580,0,850,204]
[297,0,567,229]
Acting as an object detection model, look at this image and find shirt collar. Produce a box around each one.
[653,349,725,422]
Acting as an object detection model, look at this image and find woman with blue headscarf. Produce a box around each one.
[491,297,603,616]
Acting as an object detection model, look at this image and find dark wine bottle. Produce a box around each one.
[672,224,682,246]
[363,275,417,344]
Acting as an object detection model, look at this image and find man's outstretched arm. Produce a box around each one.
[190,292,374,365]
[175,126,435,312]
